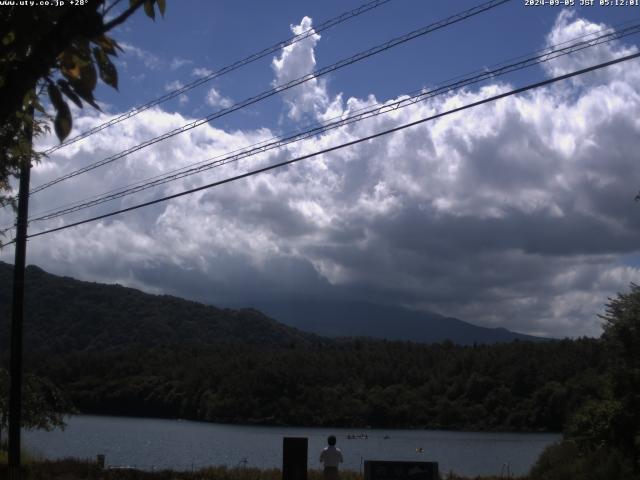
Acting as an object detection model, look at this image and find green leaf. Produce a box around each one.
[75,39,92,63]
[143,0,155,20]
[80,62,97,92]
[2,31,15,46]
[94,35,120,56]
[157,0,166,16]
[32,97,47,115]
[69,80,100,111]
[59,52,82,80]
[57,80,83,109]
[93,47,118,90]
[47,84,65,111]
[54,101,72,142]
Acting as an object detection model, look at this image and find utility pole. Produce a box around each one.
[8,105,34,480]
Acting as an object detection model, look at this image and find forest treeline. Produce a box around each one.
[31,338,607,432]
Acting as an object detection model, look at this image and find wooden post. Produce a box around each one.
[8,105,33,480]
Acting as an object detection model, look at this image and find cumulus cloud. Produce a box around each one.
[543,10,639,82]
[5,13,640,338]
[271,17,331,121]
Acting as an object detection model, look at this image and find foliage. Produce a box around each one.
[599,283,640,462]
[0,367,74,445]
[30,338,608,432]
[0,262,612,433]
[0,263,321,353]
[0,0,165,211]
[529,440,638,480]
[565,398,622,452]
[530,283,640,477]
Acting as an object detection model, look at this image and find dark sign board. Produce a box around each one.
[364,460,439,480]
[282,437,308,480]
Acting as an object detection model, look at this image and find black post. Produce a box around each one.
[282,437,308,480]
[8,107,33,480]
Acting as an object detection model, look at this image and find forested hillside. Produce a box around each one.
[32,338,607,432]
[0,263,320,353]
[0,262,544,352]
[0,262,611,433]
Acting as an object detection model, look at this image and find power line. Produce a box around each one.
[29,0,511,195]
[42,0,394,155]
[24,21,640,224]
[24,18,640,222]
[2,50,635,247]
[3,17,635,231]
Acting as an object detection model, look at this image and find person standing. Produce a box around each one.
[320,435,343,480]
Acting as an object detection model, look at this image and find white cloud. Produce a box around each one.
[164,80,188,104]
[5,13,640,339]
[120,44,193,73]
[164,80,184,91]
[120,42,162,70]
[271,17,331,121]
[205,87,233,109]
[131,73,146,83]
[170,57,193,70]
[192,67,214,77]
[543,10,639,82]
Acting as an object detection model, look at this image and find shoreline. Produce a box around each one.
[64,412,563,436]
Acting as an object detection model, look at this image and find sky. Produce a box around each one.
[3,0,640,338]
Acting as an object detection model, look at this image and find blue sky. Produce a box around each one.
[103,0,639,129]
[4,0,640,338]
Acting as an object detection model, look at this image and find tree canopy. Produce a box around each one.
[531,283,640,479]
[598,284,640,468]
[0,0,165,209]
[0,367,73,447]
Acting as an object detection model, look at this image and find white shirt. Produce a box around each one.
[320,446,344,468]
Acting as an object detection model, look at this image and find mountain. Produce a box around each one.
[0,262,319,354]
[0,262,544,354]
[249,300,546,344]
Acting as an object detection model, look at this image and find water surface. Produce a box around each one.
[23,415,560,477]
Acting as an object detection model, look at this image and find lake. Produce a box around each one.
[23,415,560,477]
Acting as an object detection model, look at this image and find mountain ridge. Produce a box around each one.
[0,262,320,354]
[0,261,545,352]
[248,299,547,344]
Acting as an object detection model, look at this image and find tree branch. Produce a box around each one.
[103,0,125,17]
[102,0,145,33]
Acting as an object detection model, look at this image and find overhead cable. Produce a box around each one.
[42,0,395,155]
[29,0,512,195]
[25,17,640,223]
[25,21,640,224]
[1,50,634,247]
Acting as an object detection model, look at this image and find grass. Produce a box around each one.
[0,458,529,480]
[0,446,43,467]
